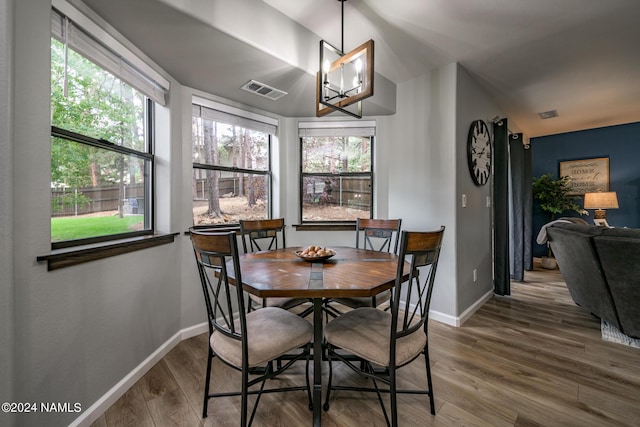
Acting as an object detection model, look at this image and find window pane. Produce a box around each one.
[51,38,147,151]
[193,169,269,225]
[51,137,149,242]
[302,175,370,221]
[191,102,272,225]
[192,117,269,171]
[302,136,371,173]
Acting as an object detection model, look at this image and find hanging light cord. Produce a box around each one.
[341,0,345,53]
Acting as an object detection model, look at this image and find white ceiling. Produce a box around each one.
[81,0,640,137]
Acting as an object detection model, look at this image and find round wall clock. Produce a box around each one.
[467,120,492,186]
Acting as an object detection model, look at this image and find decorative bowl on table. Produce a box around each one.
[294,245,336,262]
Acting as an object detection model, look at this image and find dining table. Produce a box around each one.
[226,246,410,426]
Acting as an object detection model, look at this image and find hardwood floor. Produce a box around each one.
[91,261,640,426]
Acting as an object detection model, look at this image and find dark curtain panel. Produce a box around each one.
[493,119,510,295]
[509,133,532,280]
[523,139,533,271]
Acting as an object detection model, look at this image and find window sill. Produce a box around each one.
[37,233,178,271]
[293,223,356,231]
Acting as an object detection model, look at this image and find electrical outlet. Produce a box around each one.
[473,269,477,282]
[462,194,467,208]
[486,196,491,207]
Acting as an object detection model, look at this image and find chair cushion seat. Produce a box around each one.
[330,289,391,309]
[211,307,313,368]
[249,293,308,310]
[324,307,426,367]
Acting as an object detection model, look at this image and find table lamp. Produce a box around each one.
[583,191,618,221]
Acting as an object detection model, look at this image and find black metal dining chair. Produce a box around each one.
[323,227,445,426]
[325,218,402,315]
[240,218,286,253]
[356,218,403,253]
[190,229,313,425]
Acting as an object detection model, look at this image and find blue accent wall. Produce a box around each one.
[531,121,640,257]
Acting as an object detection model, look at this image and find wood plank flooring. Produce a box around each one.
[92,261,640,426]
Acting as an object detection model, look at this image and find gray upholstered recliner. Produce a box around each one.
[546,222,640,339]
[592,227,640,338]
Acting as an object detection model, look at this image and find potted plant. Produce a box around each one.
[532,174,587,269]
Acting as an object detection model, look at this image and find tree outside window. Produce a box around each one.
[191,106,272,225]
[50,37,153,245]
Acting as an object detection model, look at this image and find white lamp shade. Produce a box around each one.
[584,192,619,209]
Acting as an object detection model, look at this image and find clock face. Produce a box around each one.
[467,120,492,186]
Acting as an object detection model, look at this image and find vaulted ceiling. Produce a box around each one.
[81,0,640,137]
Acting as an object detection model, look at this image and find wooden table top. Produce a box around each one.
[232,246,409,299]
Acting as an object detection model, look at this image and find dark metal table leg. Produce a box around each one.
[312,298,323,426]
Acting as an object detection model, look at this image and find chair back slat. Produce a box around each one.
[240,218,286,253]
[190,229,247,346]
[356,218,402,253]
[392,227,445,342]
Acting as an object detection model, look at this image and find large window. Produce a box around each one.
[50,7,167,247]
[299,122,374,222]
[192,101,275,225]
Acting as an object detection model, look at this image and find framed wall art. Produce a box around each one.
[559,157,609,195]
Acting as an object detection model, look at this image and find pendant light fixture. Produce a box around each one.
[316,0,374,119]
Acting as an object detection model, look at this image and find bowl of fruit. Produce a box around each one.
[295,245,336,262]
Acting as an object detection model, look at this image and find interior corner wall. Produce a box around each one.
[0,0,16,422]
[455,65,504,317]
[388,63,458,322]
[531,121,640,256]
[179,89,206,330]
[371,115,392,219]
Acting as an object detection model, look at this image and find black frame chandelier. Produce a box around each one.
[316,0,374,119]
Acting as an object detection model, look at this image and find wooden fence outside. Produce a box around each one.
[193,177,243,200]
[303,176,371,210]
[52,176,369,217]
[51,184,145,217]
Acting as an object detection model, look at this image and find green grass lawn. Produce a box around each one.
[51,214,144,241]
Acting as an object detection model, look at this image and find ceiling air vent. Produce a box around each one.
[538,109,558,120]
[241,80,287,101]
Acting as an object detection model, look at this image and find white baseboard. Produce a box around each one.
[428,309,459,326]
[406,289,494,327]
[69,322,208,427]
[181,321,209,340]
[456,289,494,326]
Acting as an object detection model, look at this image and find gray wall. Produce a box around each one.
[387,65,459,320]
[455,65,506,317]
